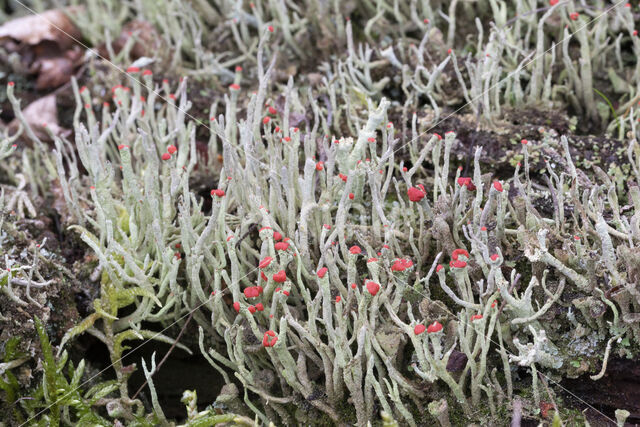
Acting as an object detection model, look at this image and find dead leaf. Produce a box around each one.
[9,94,70,144]
[34,57,74,89]
[0,8,82,51]
[31,45,84,90]
[99,20,161,60]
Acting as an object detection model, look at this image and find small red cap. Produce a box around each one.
[366,281,380,296]
[427,321,443,333]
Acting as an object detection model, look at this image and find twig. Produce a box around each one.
[131,311,194,400]
[538,372,559,419]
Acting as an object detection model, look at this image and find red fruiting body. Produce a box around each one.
[248,305,256,314]
[263,116,270,124]
[339,173,348,182]
[263,330,277,347]
[348,193,354,200]
[259,257,273,269]
[634,30,638,36]
[267,25,274,32]
[211,189,225,197]
[493,181,503,192]
[229,83,240,90]
[268,106,277,115]
[260,271,268,281]
[126,66,140,73]
[549,0,558,4]
[243,286,261,298]
[167,145,177,154]
[282,290,290,296]
[471,314,483,321]
[367,137,376,143]
[457,177,476,191]
[274,242,289,251]
[273,270,287,283]
[407,185,426,202]
[351,283,357,289]
[367,258,378,263]
[414,324,426,335]
[490,254,499,261]
[315,162,324,171]
[391,258,413,272]
[118,144,126,150]
[235,66,243,72]
[273,231,283,241]
[283,136,291,142]
[366,281,380,296]
[259,226,272,232]
[427,321,443,333]
[449,260,467,269]
[335,295,341,303]
[317,267,328,278]
[161,153,171,160]
[255,303,264,311]
[142,69,152,76]
[451,249,470,260]
[436,264,444,272]
[521,139,528,145]
[570,12,579,20]
[233,302,240,313]
[491,300,498,308]
[8,81,15,86]
[227,235,234,242]
[349,245,362,255]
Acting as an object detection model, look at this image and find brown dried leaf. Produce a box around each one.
[99,20,161,60]
[0,8,82,51]
[34,56,74,90]
[8,94,70,144]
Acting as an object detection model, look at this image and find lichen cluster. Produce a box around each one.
[2,0,640,426]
